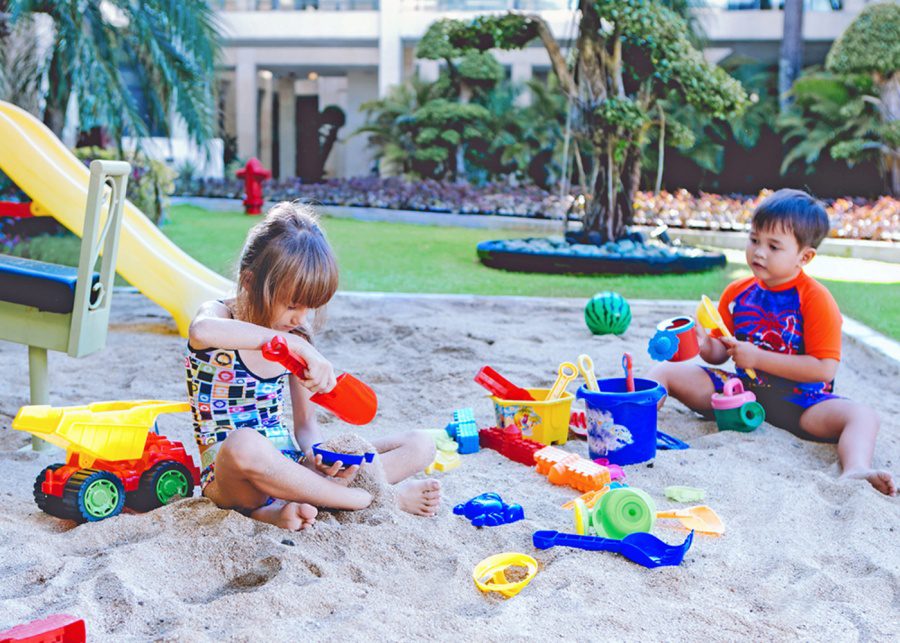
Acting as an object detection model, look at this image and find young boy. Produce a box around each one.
[649,189,895,496]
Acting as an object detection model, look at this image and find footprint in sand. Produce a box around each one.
[90,571,137,635]
[224,555,283,591]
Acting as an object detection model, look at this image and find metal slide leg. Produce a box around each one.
[28,345,50,451]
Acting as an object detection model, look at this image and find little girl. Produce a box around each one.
[186,202,441,530]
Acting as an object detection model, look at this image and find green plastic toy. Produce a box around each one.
[584,292,632,336]
[664,486,706,503]
[573,487,657,539]
[711,379,765,432]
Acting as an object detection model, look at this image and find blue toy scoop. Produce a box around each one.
[311,443,376,467]
[532,529,693,568]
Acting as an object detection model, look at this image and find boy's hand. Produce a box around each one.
[313,454,360,485]
[696,322,729,364]
[720,337,761,370]
[695,322,711,348]
[287,337,337,394]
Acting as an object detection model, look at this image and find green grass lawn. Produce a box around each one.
[10,204,900,339]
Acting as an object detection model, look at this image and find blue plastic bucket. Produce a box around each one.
[576,378,666,465]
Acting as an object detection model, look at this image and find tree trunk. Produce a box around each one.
[621,148,641,229]
[655,106,665,193]
[879,72,900,196]
[779,0,804,114]
[526,13,576,96]
[890,156,900,197]
[580,148,632,244]
[42,46,70,136]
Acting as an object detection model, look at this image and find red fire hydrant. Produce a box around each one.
[236,157,271,215]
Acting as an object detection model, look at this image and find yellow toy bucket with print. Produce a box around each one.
[491,388,574,446]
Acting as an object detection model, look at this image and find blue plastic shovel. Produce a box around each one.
[532,529,694,569]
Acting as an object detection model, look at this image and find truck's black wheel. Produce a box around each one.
[33,464,79,521]
[61,469,126,522]
[127,461,193,513]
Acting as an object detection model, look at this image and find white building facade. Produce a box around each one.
[213,0,878,180]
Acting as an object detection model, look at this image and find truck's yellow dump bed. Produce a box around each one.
[12,400,189,461]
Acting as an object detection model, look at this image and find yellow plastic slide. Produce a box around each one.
[0,100,232,336]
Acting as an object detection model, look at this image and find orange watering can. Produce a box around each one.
[262,336,377,425]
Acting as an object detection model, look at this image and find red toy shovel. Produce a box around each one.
[474,366,535,401]
[262,336,377,425]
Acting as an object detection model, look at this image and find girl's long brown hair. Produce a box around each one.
[233,202,338,334]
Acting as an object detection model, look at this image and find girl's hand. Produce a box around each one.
[313,454,360,485]
[720,337,761,370]
[287,337,337,394]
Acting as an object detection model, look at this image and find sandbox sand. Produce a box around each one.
[0,292,897,641]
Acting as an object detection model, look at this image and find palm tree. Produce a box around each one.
[3,0,221,146]
[779,0,805,113]
[0,11,48,115]
[357,79,443,176]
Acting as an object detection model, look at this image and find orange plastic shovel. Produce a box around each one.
[697,295,757,380]
[262,336,377,425]
[656,505,725,535]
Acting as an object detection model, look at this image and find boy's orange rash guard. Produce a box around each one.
[712,271,842,362]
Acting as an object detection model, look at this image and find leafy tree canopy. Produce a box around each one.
[826,2,900,77]
[424,1,747,241]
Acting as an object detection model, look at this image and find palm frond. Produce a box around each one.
[7,0,220,146]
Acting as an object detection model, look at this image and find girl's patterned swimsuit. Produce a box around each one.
[185,343,302,491]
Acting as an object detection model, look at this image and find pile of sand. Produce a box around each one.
[319,433,397,525]
[0,292,896,640]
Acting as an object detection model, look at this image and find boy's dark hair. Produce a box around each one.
[751,189,830,249]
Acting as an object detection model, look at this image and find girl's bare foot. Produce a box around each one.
[251,500,319,530]
[841,469,897,497]
[395,479,441,516]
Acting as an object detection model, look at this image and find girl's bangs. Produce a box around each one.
[273,251,339,310]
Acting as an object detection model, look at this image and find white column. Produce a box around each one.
[511,62,533,107]
[277,76,297,178]
[417,59,440,83]
[259,71,274,171]
[841,0,867,11]
[345,69,379,176]
[378,0,402,96]
[235,49,258,160]
[222,74,237,146]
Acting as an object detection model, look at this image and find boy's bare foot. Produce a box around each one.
[841,469,897,497]
[396,479,441,516]
[251,500,319,530]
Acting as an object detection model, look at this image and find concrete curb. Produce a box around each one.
[171,196,899,263]
[664,228,899,264]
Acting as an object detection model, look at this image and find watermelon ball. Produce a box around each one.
[585,292,631,335]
